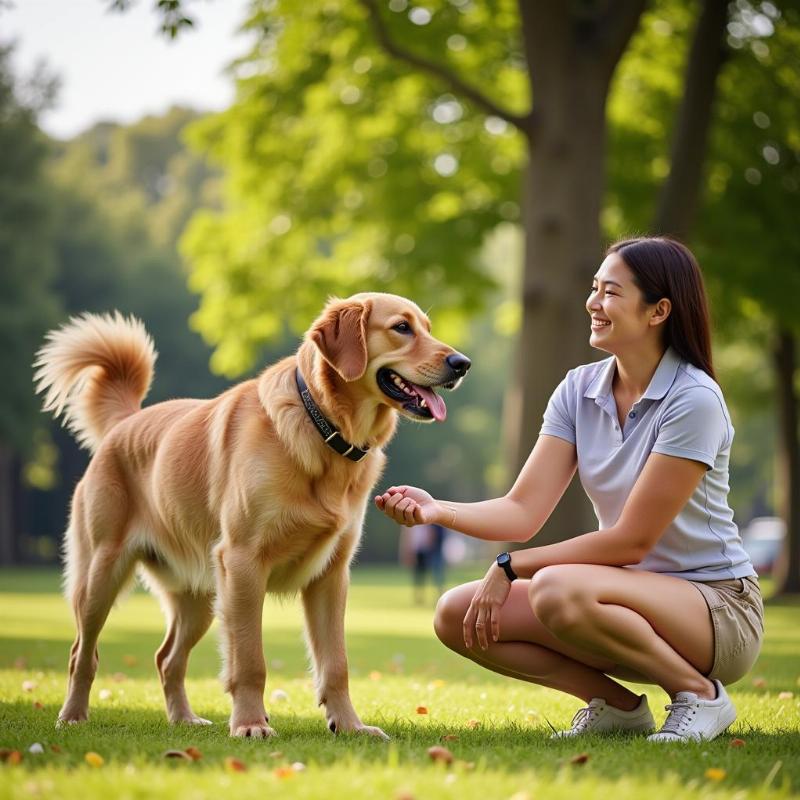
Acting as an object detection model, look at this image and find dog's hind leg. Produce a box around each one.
[151,587,215,725]
[59,476,136,726]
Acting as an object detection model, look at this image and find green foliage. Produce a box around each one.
[0,47,60,455]
[182,0,527,376]
[0,567,798,798]
[700,2,800,332]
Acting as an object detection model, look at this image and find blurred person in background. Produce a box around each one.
[399,522,446,605]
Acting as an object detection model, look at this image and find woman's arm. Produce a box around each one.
[505,452,707,577]
[375,434,577,542]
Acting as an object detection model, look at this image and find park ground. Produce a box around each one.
[0,566,798,799]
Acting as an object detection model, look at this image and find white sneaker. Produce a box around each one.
[551,695,655,738]
[647,680,736,743]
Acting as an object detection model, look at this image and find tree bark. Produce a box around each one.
[653,0,729,237]
[504,1,646,543]
[0,443,16,565]
[772,329,800,594]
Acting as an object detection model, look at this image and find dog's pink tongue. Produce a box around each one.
[411,384,447,422]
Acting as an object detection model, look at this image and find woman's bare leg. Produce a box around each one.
[434,581,643,710]
[528,564,716,699]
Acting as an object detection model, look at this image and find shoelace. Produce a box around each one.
[660,699,698,735]
[568,703,602,733]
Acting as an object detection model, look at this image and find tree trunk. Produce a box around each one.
[504,2,645,543]
[653,0,729,237]
[0,443,16,565]
[772,328,800,594]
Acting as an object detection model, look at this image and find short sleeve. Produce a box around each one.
[652,387,730,470]
[539,373,576,445]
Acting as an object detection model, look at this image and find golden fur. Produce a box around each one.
[34,292,467,738]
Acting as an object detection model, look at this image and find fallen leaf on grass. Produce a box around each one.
[427,745,454,765]
[395,791,415,800]
[163,750,193,761]
[13,657,28,670]
[441,734,459,742]
[778,691,794,700]
[111,672,127,683]
[184,747,202,761]
[84,752,104,767]
[705,768,726,781]
[269,751,283,759]
[273,766,295,779]
[752,677,767,688]
[730,738,746,748]
[224,757,246,773]
[416,706,428,715]
[122,655,137,667]
[369,671,382,681]
[0,749,23,765]
[570,753,590,765]
[465,719,480,729]
[50,745,62,754]
[33,702,43,710]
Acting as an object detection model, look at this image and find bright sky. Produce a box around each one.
[2,0,251,139]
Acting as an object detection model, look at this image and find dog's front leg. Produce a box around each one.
[302,555,389,740]
[214,542,275,738]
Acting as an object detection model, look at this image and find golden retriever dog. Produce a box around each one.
[34,292,470,739]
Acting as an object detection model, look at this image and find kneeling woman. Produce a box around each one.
[375,237,763,742]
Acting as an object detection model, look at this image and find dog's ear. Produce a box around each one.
[310,299,371,381]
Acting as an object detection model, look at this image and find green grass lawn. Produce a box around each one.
[1,565,798,800]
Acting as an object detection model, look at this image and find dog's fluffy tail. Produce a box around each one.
[34,312,157,451]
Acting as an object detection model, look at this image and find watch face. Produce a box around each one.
[497,553,510,566]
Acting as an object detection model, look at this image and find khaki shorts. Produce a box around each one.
[690,575,764,685]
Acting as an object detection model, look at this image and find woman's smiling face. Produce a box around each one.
[586,253,666,354]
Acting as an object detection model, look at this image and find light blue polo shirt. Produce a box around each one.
[539,347,755,581]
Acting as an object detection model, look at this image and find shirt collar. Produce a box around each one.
[583,347,682,401]
[584,356,617,400]
[641,346,682,400]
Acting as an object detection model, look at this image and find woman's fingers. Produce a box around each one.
[381,492,418,525]
[462,603,477,649]
[491,604,501,643]
[475,607,490,650]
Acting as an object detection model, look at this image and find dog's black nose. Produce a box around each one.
[446,353,471,377]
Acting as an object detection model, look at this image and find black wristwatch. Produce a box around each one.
[496,551,518,582]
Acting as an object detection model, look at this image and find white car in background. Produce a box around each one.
[742,516,786,576]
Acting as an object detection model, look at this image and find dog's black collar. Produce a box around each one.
[295,368,369,463]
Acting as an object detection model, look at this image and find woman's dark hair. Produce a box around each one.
[607,236,716,381]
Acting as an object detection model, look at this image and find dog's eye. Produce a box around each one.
[392,322,412,334]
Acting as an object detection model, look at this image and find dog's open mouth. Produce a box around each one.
[376,368,454,422]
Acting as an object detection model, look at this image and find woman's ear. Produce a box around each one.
[309,299,371,381]
[650,298,672,327]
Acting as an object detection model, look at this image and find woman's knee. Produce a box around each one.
[433,586,470,647]
[528,565,587,632]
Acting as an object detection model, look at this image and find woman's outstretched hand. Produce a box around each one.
[462,561,513,650]
[374,485,446,527]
